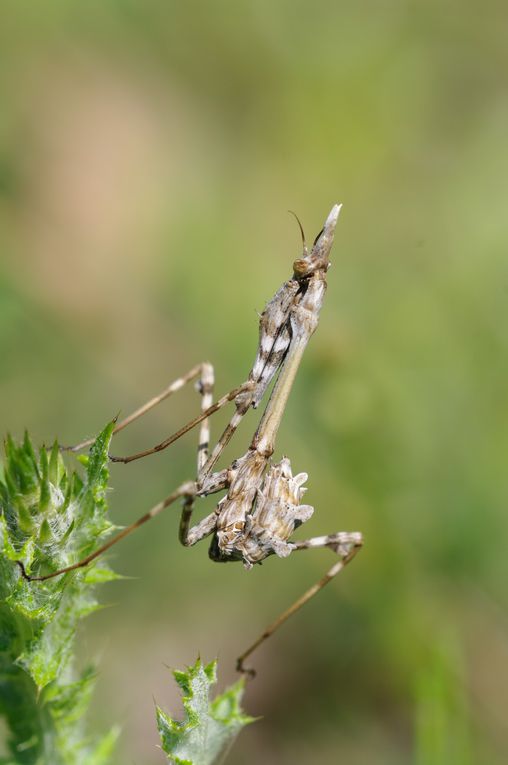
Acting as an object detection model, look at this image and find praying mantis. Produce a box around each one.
[17,204,363,675]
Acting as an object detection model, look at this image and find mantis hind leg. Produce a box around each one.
[236,531,363,676]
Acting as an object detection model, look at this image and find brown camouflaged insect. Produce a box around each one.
[18,204,363,675]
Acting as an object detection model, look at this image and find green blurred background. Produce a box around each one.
[1,2,507,763]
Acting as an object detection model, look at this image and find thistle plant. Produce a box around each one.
[0,423,251,765]
[156,659,254,765]
[0,421,119,765]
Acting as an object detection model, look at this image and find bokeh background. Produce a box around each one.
[1,2,507,763]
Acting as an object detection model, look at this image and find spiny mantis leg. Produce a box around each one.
[109,381,253,464]
[179,500,219,547]
[196,362,214,473]
[26,365,218,581]
[107,275,303,468]
[201,280,299,476]
[63,363,215,453]
[56,362,217,570]
[17,481,198,582]
[105,261,301,468]
[16,361,232,580]
[177,361,217,543]
[236,531,363,676]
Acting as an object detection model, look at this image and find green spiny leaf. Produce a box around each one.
[22,431,39,474]
[14,498,34,536]
[38,446,51,514]
[157,658,255,765]
[86,419,115,489]
[0,422,118,764]
[38,518,53,545]
[84,726,120,765]
[49,440,62,486]
[6,433,38,495]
